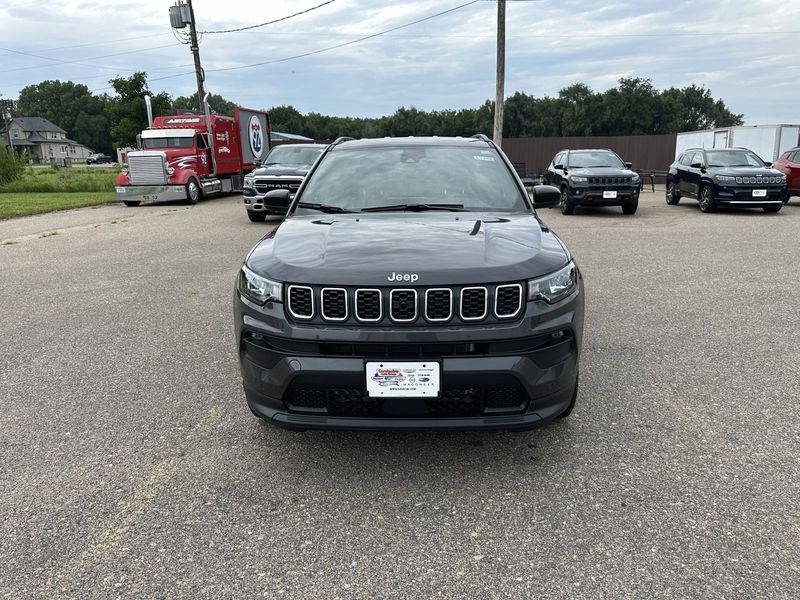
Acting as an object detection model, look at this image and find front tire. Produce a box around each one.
[666,180,680,205]
[560,186,575,215]
[247,211,267,222]
[186,178,201,205]
[621,200,638,215]
[698,185,717,213]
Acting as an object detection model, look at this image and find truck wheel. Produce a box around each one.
[698,185,717,213]
[123,200,140,207]
[763,205,782,213]
[621,200,638,215]
[186,178,201,204]
[666,180,680,205]
[247,212,267,222]
[560,187,575,215]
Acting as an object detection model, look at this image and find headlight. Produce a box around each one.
[238,266,282,305]
[166,167,175,175]
[528,261,578,304]
[569,176,588,183]
[714,175,736,184]
[244,175,254,187]
[631,174,641,183]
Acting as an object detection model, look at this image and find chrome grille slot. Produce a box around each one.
[390,289,418,322]
[321,288,347,321]
[425,288,452,322]
[460,287,487,321]
[494,284,523,318]
[128,154,168,185]
[355,289,382,322]
[287,285,314,319]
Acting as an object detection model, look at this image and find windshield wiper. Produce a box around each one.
[296,202,355,214]
[361,203,467,213]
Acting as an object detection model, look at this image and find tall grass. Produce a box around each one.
[0,166,118,193]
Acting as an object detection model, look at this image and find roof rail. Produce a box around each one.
[470,133,491,142]
[331,136,355,146]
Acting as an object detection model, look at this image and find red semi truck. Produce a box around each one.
[116,101,271,206]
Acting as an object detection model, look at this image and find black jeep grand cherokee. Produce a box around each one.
[546,148,641,215]
[234,135,584,430]
[666,147,787,213]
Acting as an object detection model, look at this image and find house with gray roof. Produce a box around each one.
[1,117,93,164]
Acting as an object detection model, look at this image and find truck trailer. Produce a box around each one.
[116,98,270,206]
[675,124,800,164]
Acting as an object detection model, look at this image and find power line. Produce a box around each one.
[207,0,482,74]
[200,0,337,35]
[0,43,184,74]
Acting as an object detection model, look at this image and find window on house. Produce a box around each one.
[61,146,67,153]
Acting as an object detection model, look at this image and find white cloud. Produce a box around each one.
[0,0,797,124]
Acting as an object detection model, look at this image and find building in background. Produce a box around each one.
[1,117,93,164]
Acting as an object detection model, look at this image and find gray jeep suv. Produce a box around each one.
[234,135,584,430]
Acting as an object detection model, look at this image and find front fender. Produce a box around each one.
[170,168,199,186]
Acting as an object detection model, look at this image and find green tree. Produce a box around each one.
[16,81,112,154]
[106,72,171,148]
[173,92,236,116]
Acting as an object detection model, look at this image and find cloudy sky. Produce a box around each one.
[1,0,798,124]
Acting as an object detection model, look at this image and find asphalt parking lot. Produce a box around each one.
[1,191,798,599]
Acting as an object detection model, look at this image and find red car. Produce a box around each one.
[772,147,800,202]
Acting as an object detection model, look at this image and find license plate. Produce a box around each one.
[752,189,767,197]
[603,190,618,199]
[142,194,159,201]
[366,362,440,397]
[115,187,126,193]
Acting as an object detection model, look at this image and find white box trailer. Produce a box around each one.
[675,124,800,163]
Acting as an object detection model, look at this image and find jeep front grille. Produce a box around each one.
[588,176,632,185]
[390,289,418,322]
[460,287,488,321]
[494,284,523,318]
[425,288,452,322]
[734,176,781,185]
[286,283,524,325]
[128,154,168,185]
[321,288,347,321]
[355,289,382,322]
[287,285,313,319]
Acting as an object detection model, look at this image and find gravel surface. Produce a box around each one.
[1,192,798,599]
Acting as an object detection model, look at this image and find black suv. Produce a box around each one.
[545,148,641,215]
[234,135,584,431]
[666,147,787,213]
[243,143,327,222]
[86,153,112,164]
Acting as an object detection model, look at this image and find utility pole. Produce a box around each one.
[493,0,505,148]
[187,0,206,113]
[170,0,206,112]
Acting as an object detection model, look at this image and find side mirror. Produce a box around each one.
[625,162,633,169]
[690,162,703,169]
[554,164,564,170]
[531,185,560,209]
[264,189,290,212]
[764,161,772,167]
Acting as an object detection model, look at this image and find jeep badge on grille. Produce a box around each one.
[387,272,419,282]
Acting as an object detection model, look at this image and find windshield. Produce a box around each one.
[568,150,624,169]
[296,145,528,213]
[706,150,765,168]
[143,137,194,149]
[265,145,325,165]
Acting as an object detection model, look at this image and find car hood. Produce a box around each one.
[710,166,784,178]
[569,166,636,177]
[247,213,569,286]
[250,164,310,178]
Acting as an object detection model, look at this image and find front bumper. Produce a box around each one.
[569,186,639,206]
[234,284,584,430]
[115,185,187,204]
[714,186,786,208]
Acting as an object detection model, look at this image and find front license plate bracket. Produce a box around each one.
[366,361,441,397]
